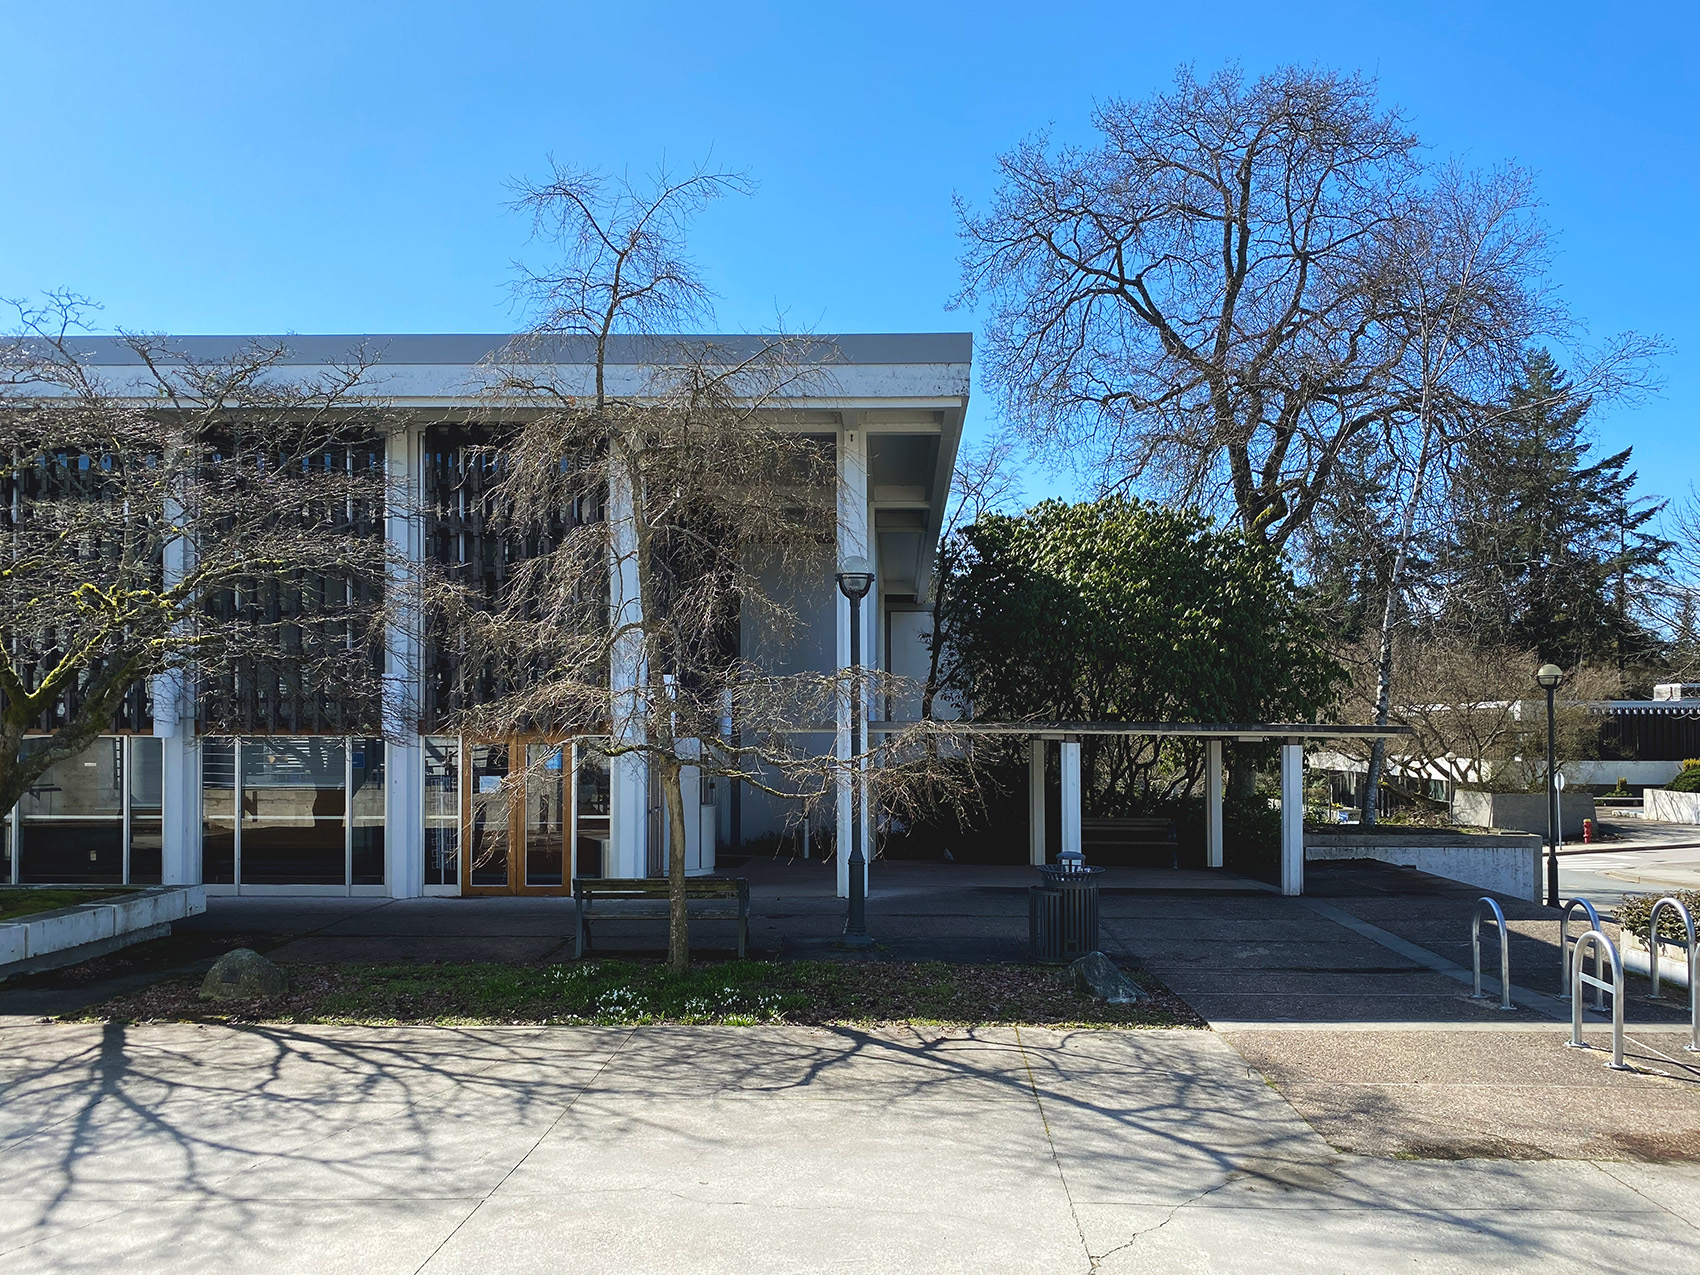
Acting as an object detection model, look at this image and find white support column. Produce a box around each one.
[383,422,425,898]
[1060,739,1082,861]
[1028,739,1047,866]
[156,475,196,883]
[608,465,648,879]
[160,737,200,885]
[1280,743,1305,896]
[1205,739,1224,870]
[835,419,869,900]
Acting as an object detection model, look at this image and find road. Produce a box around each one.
[1558,817,1700,909]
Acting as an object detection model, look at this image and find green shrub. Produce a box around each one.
[1617,891,1700,943]
[1670,770,1700,793]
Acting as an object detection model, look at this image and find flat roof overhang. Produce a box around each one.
[868,721,1414,741]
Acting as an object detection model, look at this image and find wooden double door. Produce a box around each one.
[464,741,580,895]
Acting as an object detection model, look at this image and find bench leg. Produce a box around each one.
[575,911,588,959]
[738,912,748,960]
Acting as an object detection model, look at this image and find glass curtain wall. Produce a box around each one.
[200,735,386,889]
[7,736,165,884]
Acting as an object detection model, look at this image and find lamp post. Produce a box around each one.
[1536,663,1564,907]
[836,555,875,947]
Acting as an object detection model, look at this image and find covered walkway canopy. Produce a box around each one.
[871,721,1413,896]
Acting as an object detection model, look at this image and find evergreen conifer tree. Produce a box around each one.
[1439,349,1670,671]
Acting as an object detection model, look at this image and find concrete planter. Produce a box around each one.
[1644,788,1700,826]
[1621,931,1693,990]
[1305,829,1542,901]
[0,886,206,978]
[1451,790,1597,838]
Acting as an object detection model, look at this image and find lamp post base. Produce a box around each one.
[838,928,875,950]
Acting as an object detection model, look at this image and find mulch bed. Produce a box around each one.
[62,958,1203,1029]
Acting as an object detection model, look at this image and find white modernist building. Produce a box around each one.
[3,333,970,900]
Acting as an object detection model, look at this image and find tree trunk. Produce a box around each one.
[1227,751,1258,800]
[661,758,691,977]
[1363,419,1438,829]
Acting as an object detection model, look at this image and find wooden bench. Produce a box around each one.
[573,877,750,959]
[1081,817,1179,869]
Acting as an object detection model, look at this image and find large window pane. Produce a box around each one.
[129,736,164,884]
[202,739,236,884]
[20,737,123,883]
[423,737,459,887]
[575,739,610,880]
[240,737,347,885]
[351,739,385,885]
[525,743,565,887]
[467,744,510,887]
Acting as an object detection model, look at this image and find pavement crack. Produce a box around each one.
[1013,1024,1094,1274]
[1086,1175,1238,1269]
[409,1025,639,1274]
[1595,1162,1700,1235]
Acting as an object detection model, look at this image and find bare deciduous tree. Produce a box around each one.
[460,163,967,974]
[0,293,402,817]
[955,64,1421,551]
[1338,636,1615,800]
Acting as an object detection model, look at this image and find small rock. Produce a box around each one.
[200,948,287,1001]
[1070,951,1148,1005]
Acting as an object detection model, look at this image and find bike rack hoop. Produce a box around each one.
[1561,897,1605,1009]
[1471,896,1514,1011]
[1646,896,1699,1053]
[1568,930,1630,1070]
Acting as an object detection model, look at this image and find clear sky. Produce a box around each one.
[2,1,1695,513]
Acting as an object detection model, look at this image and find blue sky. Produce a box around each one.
[2,1,1695,513]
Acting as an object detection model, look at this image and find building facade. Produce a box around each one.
[2,333,970,898]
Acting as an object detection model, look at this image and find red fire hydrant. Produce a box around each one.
[1582,818,1594,844]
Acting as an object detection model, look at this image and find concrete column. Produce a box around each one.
[1280,743,1305,896]
[608,464,648,879]
[835,420,869,899]
[1205,739,1224,869]
[1060,739,1082,861]
[160,736,200,885]
[155,477,195,878]
[383,423,425,897]
[1028,739,1047,866]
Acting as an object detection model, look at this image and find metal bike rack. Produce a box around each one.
[1567,930,1630,1070]
[1470,896,1514,1010]
[1646,896,1699,1053]
[1560,897,1604,1009]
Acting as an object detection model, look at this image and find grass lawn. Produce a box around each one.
[0,888,132,922]
[68,958,1201,1029]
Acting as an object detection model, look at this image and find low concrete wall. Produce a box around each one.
[1306,830,1542,902]
[0,885,206,977]
[1451,790,1596,838]
[1620,932,1692,990]
[1644,788,1700,826]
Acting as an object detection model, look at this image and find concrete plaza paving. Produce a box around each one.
[1,1020,1698,1274]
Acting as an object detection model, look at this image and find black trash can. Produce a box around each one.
[1029,860,1102,962]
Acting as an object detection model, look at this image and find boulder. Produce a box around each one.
[1070,951,1148,1005]
[200,948,287,1000]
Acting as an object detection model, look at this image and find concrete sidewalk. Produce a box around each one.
[1,1020,1697,1274]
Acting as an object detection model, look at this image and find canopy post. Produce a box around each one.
[1028,739,1047,866]
[1061,739,1082,861]
[1205,740,1224,869]
[1280,743,1305,896]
